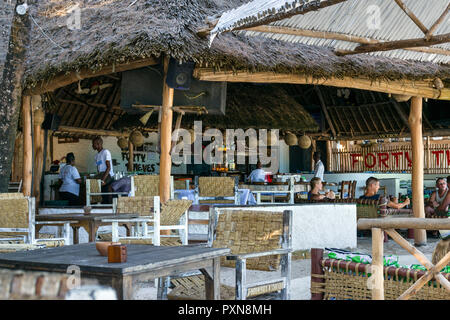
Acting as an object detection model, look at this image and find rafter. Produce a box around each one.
[393,0,429,35]
[338,32,450,56]
[245,25,450,56]
[426,3,450,39]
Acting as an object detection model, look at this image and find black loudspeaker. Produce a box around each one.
[121,67,227,115]
[166,58,195,90]
[42,113,61,130]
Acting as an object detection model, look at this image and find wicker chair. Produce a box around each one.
[85,179,128,207]
[0,193,71,247]
[166,208,293,300]
[102,196,192,245]
[130,175,179,199]
[310,249,450,300]
[194,176,239,205]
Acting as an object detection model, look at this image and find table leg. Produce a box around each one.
[72,226,80,244]
[88,222,98,242]
[202,258,221,300]
[111,275,133,300]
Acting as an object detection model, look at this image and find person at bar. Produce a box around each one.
[248,161,266,183]
[92,136,115,204]
[425,177,448,217]
[58,152,82,206]
[360,177,410,209]
[308,177,335,201]
[313,151,324,181]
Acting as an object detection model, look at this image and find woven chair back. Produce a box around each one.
[313,259,450,300]
[174,180,189,190]
[134,175,160,197]
[161,199,192,225]
[116,196,155,216]
[0,195,29,229]
[198,177,235,197]
[86,179,102,204]
[212,210,283,271]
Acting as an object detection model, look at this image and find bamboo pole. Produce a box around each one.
[22,96,32,196]
[357,218,450,230]
[159,56,174,203]
[311,139,316,172]
[371,228,384,300]
[326,140,332,172]
[32,96,44,202]
[409,96,427,245]
[127,140,134,172]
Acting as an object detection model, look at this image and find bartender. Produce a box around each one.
[92,136,114,203]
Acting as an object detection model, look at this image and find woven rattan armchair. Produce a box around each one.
[130,175,181,199]
[85,179,129,207]
[193,176,239,205]
[165,208,293,300]
[310,248,450,300]
[103,196,192,245]
[0,193,71,247]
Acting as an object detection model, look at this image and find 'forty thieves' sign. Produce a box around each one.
[350,150,450,170]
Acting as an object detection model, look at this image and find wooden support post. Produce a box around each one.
[127,140,134,172]
[32,96,44,204]
[159,56,174,203]
[371,228,384,300]
[409,96,426,246]
[310,248,324,300]
[22,96,32,196]
[326,140,332,172]
[311,139,316,172]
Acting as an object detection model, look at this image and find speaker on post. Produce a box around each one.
[166,57,195,90]
[42,113,61,131]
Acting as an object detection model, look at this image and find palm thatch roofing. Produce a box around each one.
[1,0,449,90]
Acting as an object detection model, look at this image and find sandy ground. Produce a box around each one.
[131,235,442,300]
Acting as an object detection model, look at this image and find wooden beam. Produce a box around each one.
[340,32,450,56]
[245,25,450,56]
[56,125,129,137]
[24,57,159,95]
[357,218,450,230]
[197,0,349,37]
[22,96,32,197]
[193,69,449,100]
[390,99,410,128]
[409,96,427,245]
[159,56,174,203]
[393,0,429,35]
[314,86,336,137]
[426,3,450,39]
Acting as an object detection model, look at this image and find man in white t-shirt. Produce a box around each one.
[313,151,325,181]
[92,136,114,203]
[248,161,266,183]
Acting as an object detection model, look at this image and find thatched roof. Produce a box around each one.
[1,0,449,92]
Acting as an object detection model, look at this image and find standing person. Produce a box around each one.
[58,152,82,206]
[248,161,266,183]
[425,178,448,217]
[313,151,324,181]
[92,136,114,204]
[360,177,410,209]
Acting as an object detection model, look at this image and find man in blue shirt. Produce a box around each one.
[248,161,266,183]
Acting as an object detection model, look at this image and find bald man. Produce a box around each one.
[92,136,114,203]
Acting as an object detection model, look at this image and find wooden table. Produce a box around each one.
[0,243,230,300]
[36,213,139,244]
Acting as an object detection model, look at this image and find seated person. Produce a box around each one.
[308,177,335,201]
[425,178,448,217]
[360,177,410,209]
[435,175,450,216]
[248,161,266,183]
[58,152,82,206]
